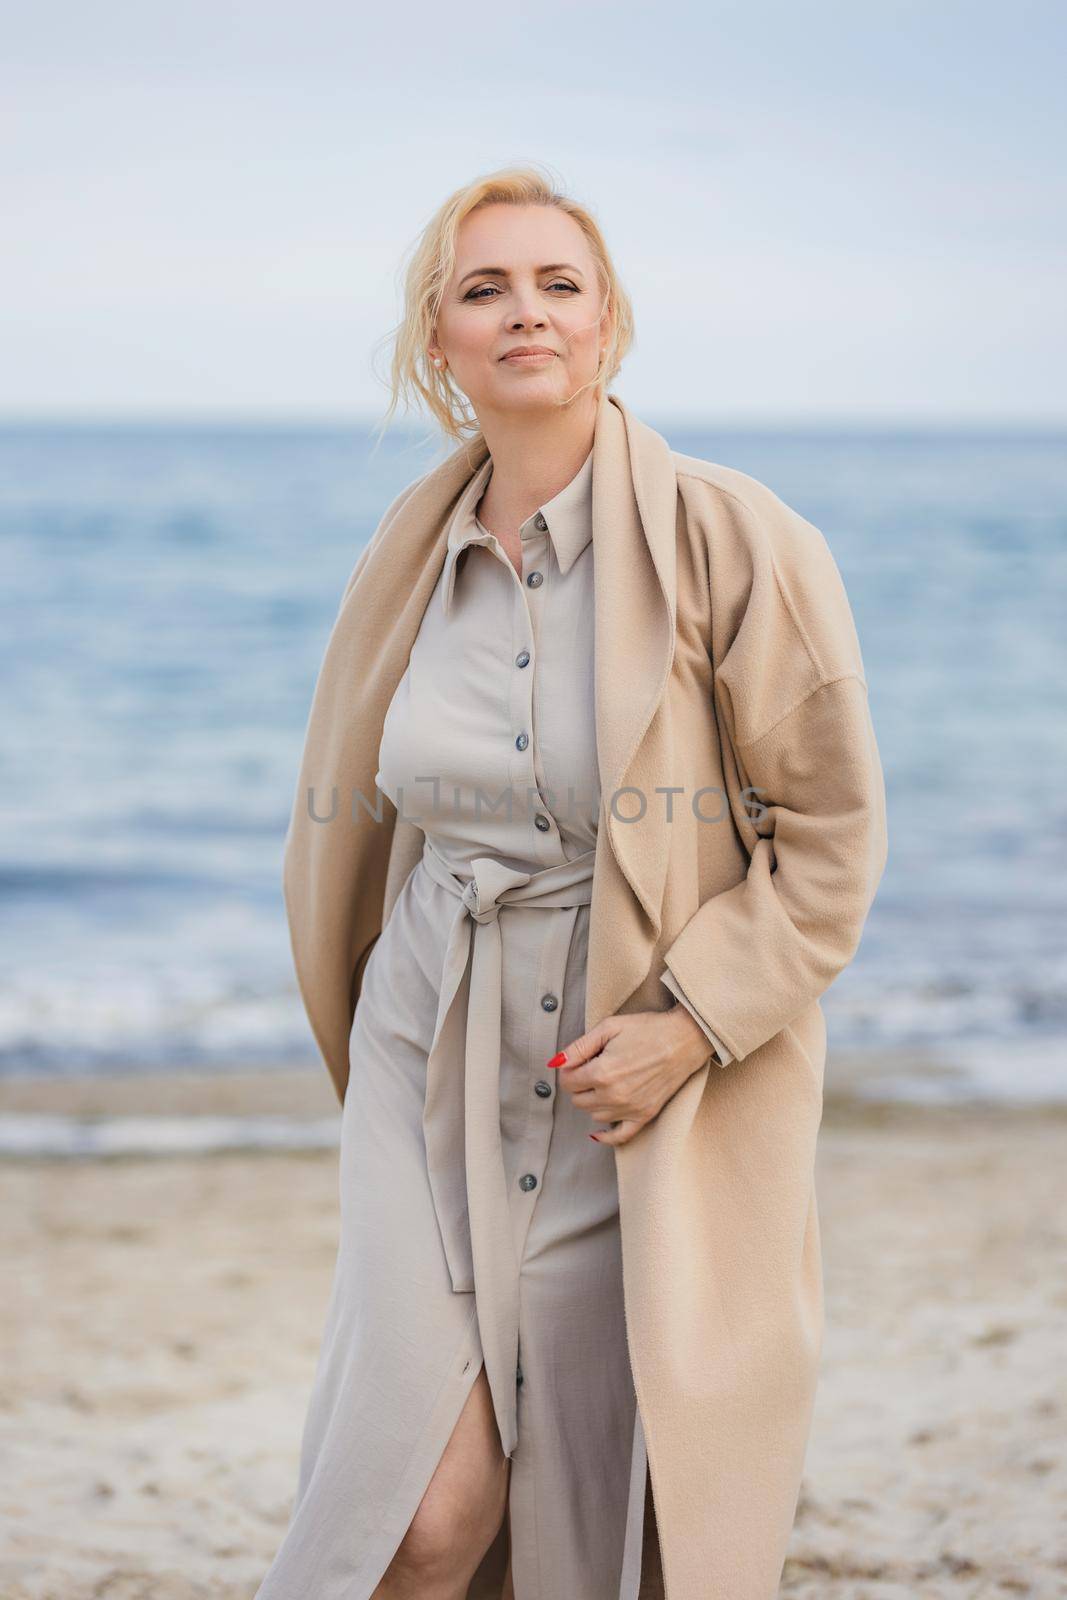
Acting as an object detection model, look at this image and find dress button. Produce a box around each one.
[519,1173,538,1192]
[526,571,543,588]
[535,513,548,531]
[541,994,558,1012]
[515,731,529,751]
[534,814,551,832]
[534,1080,552,1098]
[515,650,531,668]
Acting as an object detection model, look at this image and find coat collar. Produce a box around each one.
[439,444,594,617]
[346,389,680,1016]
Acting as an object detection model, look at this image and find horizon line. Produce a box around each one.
[0,408,1064,435]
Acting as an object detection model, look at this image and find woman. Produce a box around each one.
[255,166,888,1600]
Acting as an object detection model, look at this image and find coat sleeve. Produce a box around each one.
[659,969,734,1067]
[660,486,889,1065]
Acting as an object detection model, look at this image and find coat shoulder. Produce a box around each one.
[670,448,852,613]
[340,469,430,608]
[670,450,825,563]
[669,450,869,728]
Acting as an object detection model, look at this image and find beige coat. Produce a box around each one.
[282,389,889,1598]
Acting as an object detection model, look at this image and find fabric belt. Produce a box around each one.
[418,832,597,1459]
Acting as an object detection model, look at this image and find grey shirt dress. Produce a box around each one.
[255,444,729,1600]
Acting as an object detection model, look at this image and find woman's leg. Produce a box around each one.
[373,1363,511,1600]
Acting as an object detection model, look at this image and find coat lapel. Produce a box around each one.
[589,391,678,941]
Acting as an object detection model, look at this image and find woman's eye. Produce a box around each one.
[464,280,579,301]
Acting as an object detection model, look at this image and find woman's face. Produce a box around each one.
[432,203,610,420]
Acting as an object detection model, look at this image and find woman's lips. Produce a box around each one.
[501,350,557,365]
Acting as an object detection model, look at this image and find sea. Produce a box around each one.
[1,416,1064,1151]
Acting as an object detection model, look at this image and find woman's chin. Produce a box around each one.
[473,371,596,416]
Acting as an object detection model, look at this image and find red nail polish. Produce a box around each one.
[547,1052,567,1069]
[588,1133,599,1141]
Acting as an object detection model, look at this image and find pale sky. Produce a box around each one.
[3,0,1064,424]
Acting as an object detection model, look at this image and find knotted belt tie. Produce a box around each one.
[418,833,597,1459]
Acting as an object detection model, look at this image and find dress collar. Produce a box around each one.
[440,446,594,616]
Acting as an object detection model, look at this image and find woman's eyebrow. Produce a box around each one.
[457,263,585,286]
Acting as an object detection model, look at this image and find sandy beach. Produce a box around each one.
[2,1064,1065,1599]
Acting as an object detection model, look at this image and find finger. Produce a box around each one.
[589,1118,644,1147]
[546,1021,611,1072]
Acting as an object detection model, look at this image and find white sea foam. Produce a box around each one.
[0,1113,340,1158]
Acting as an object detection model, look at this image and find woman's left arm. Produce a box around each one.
[554,671,887,1144]
[657,669,888,1064]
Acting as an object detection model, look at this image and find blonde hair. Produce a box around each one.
[372,163,634,450]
